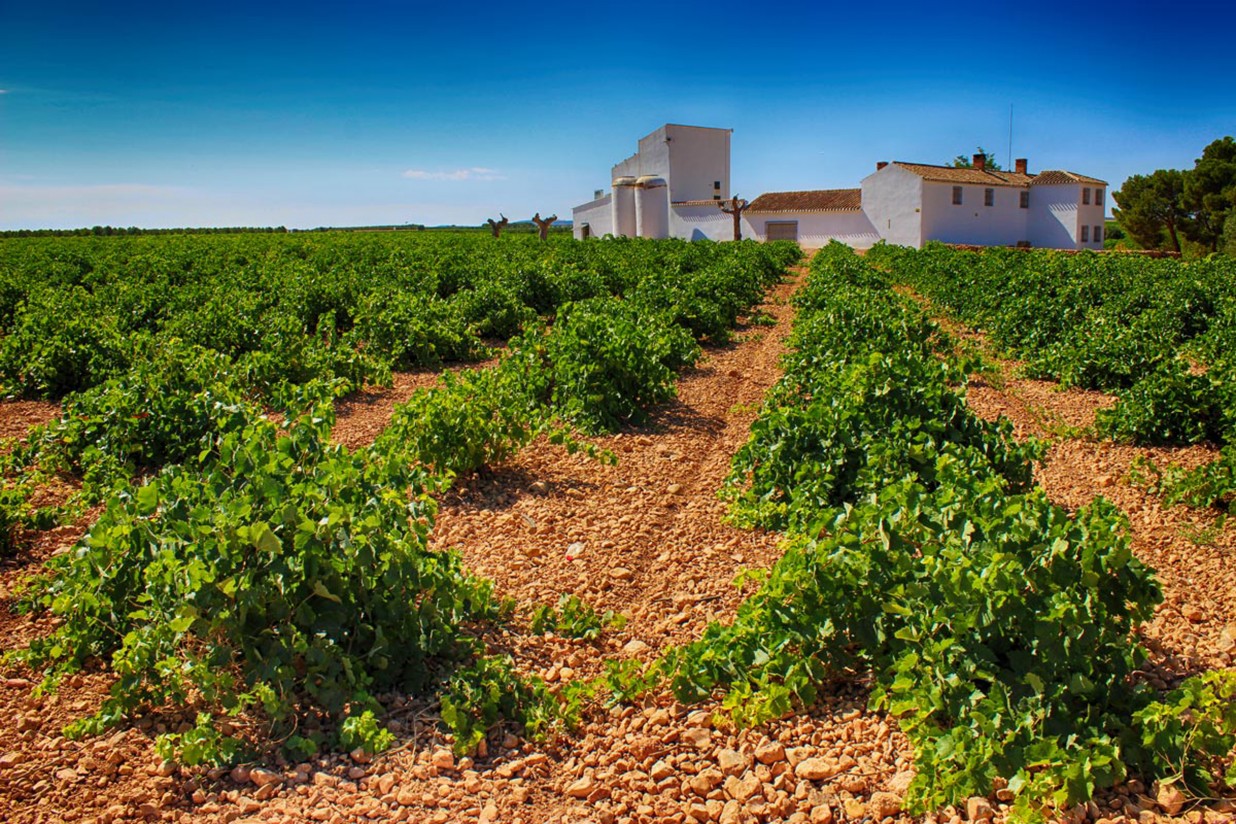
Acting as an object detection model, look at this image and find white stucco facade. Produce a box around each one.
[1024,182,1105,250]
[1077,183,1107,249]
[1026,185,1077,249]
[572,194,613,240]
[918,181,1029,247]
[572,125,1106,250]
[609,124,731,205]
[860,166,924,248]
[668,204,734,242]
[743,211,881,249]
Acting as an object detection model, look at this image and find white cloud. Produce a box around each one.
[402,167,504,182]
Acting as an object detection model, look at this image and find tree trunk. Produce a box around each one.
[1166,219,1181,254]
[719,196,749,242]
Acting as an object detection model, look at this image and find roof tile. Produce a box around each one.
[890,162,1035,187]
[1031,170,1108,186]
[747,189,862,213]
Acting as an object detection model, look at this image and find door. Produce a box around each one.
[765,221,798,241]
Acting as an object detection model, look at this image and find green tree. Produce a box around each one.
[1103,220,1127,250]
[1113,169,1188,253]
[951,147,1003,171]
[1182,136,1236,253]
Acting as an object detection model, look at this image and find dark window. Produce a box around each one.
[984,188,994,207]
[952,186,963,205]
[1094,188,1104,207]
[1094,225,1103,242]
[1019,191,1030,209]
[1082,187,1091,205]
[714,180,721,190]
[1081,225,1090,242]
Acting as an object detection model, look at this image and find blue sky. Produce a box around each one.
[2,0,1233,229]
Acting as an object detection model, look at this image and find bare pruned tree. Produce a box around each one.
[485,213,509,238]
[531,212,558,241]
[719,196,750,241]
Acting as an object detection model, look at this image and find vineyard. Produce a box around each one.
[0,234,1233,824]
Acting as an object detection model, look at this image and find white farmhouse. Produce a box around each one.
[572,126,1107,250]
[860,157,1108,249]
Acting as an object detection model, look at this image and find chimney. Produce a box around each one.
[876,161,889,171]
[973,153,986,171]
[1015,158,1028,175]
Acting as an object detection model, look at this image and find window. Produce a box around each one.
[1081,225,1090,242]
[1094,225,1103,243]
[984,188,994,207]
[952,186,963,205]
[1083,187,1091,205]
[1019,191,1030,209]
[1094,188,1104,207]
[714,180,721,190]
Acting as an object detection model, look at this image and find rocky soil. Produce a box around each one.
[966,377,1236,682]
[0,268,1233,824]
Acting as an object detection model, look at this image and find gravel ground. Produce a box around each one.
[1,269,1233,824]
[966,376,1236,680]
[0,399,60,444]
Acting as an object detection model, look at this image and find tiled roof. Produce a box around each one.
[747,189,863,213]
[891,162,1035,187]
[1031,170,1108,186]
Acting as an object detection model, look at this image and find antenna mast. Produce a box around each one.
[1008,104,1014,171]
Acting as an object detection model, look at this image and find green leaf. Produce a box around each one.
[312,581,342,604]
[169,606,198,634]
[251,522,281,554]
[136,483,159,515]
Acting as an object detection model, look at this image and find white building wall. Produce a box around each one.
[612,127,670,183]
[861,166,923,247]
[919,182,1029,246]
[665,125,731,203]
[572,194,613,240]
[670,205,732,241]
[1078,185,1106,249]
[746,212,882,249]
[1027,185,1080,249]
